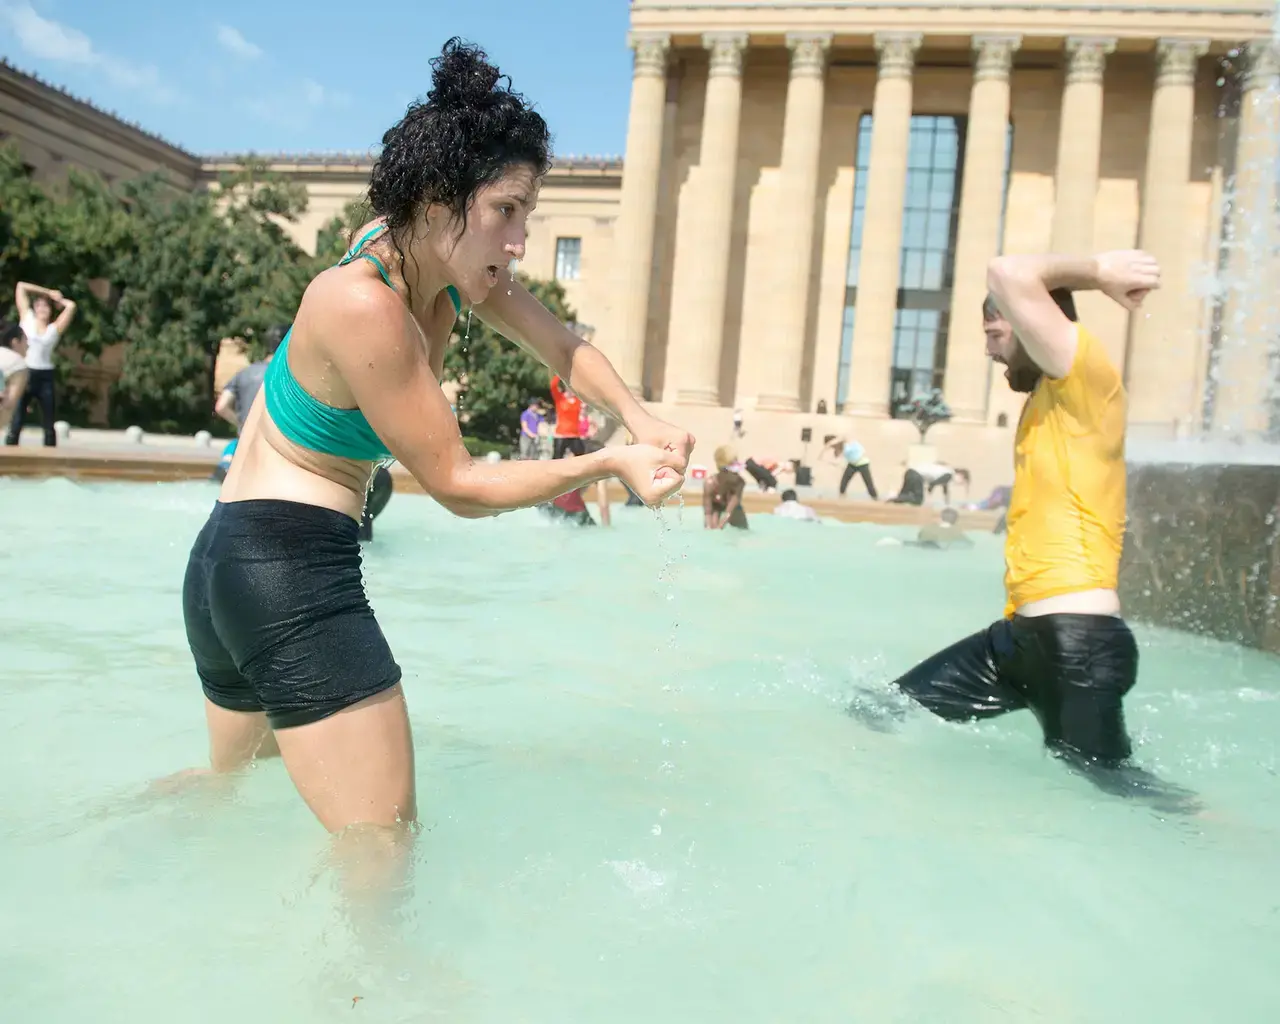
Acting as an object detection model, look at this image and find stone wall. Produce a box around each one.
[1120,461,1280,654]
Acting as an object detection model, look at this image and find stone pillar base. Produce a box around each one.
[755,393,803,413]
[674,387,721,407]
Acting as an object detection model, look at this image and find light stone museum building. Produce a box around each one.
[2,0,1278,494]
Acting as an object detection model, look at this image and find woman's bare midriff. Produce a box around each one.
[216,390,373,523]
[1015,589,1122,618]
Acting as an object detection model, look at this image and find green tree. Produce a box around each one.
[445,275,576,447]
[109,162,318,432]
[315,197,374,265]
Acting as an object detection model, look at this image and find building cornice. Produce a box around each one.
[197,154,624,188]
[631,1,1270,12]
[4,64,621,188]
[0,60,199,174]
[629,0,1274,43]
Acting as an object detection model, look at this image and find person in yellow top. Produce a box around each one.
[883,249,1166,779]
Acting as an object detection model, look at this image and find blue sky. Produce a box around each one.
[0,0,633,157]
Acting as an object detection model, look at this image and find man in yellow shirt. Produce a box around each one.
[879,250,1189,794]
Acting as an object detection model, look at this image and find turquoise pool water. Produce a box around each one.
[2,477,1278,1022]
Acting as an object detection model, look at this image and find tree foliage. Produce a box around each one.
[109,162,321,432]
[444,275,575,447]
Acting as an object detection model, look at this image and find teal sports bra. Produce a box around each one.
[262,226,462,461]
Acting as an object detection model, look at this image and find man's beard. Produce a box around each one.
[1003,346,1043,394]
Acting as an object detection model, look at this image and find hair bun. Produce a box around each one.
[428,37,503,110]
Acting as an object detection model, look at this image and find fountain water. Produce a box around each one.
[1120,19,1280,652]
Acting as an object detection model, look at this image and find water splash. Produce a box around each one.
[653,488,687,655]
[1202,30,1280,442]
[507,257,519,297]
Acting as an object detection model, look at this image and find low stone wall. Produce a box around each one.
[0,445,1001,530]
[1120,461,1280,654]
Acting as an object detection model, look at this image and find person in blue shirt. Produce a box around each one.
[826,435,878,499]
[517,398,546,459]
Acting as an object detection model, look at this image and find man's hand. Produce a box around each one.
[1095,250,1161,311]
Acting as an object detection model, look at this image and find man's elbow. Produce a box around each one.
[986,256,1022,298]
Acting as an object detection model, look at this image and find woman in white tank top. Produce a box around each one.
[5,282,76,447]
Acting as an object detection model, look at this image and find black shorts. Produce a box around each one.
[182,499,401,729]
[891,613,1139,764]
[553,437,585,459]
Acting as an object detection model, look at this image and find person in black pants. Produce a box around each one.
[6,370,57,446]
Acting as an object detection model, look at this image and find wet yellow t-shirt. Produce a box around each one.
[1003,326,1127,617]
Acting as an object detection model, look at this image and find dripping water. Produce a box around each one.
[651,486,687,849]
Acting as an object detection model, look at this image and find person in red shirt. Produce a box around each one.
[540,439,611,526]
[550,374,585,458]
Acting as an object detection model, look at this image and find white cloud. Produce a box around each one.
[248,77,351,126]
[3,0,95,62]
[302,78,350,109]
[0,1,174,100]
[215,24,262,61]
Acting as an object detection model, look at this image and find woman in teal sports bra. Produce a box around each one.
[174,39,694,869]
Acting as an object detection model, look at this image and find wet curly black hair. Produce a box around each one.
[368,38,552,246]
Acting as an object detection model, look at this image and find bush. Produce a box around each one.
[461,435,512,459]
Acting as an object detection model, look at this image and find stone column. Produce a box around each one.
[610,32,671,395]
[1125,39,1209,437]
[671,32,749,405]
[943,35,1020,423]
[1049,37,1115,254]
[756,33,833,412]
[1213,39,1280,438]
[843,32,923,417]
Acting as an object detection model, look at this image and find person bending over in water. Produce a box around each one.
[175,40,693,849]
[852,249,1197,813]
[703,445,747,530]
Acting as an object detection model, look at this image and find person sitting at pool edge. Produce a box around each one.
[0,321,30,429]
[855,249,1197,811]
[773,488,819,522]
[215,324,286,434]
[173,39,693,856]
